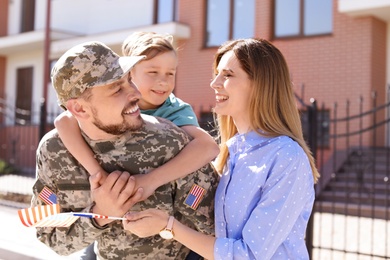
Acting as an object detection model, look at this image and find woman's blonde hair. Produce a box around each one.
[212,38,320,183]
[122,31,176,59]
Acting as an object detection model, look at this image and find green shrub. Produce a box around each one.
[0,159,16,175]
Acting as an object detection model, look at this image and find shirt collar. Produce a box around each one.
[226,130,271,155]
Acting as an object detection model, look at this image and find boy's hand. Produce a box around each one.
[132,174,158,201]
[94,170,108,186]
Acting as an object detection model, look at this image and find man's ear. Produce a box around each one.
[65,99,90,119]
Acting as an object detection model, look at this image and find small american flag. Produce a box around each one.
[18,204,125,227]
[184,184,206,210]
[38,186,57,205]
[17,204,72,227]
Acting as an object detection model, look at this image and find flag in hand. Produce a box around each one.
[18,204,125,227]
[18,204,78,227]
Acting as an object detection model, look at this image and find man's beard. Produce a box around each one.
[91,107,144,135]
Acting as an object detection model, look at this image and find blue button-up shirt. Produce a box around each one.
[214,131,315,260]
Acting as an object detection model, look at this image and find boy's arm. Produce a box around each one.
[54,111,107,178]
[133,126,219,200]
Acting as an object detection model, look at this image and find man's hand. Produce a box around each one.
[90,171,143,226]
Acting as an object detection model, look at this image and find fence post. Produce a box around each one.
[305,98,317,259]
[39,98,46,140]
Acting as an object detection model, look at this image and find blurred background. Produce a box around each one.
[0,0,389,259]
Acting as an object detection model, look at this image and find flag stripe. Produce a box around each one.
[193,186,204,207]
[37,205,43,220]
[43,205,49,219]
[26,208,34,226]
[32,206,38,224]
[192,193,202,208]
[18,210,29,227]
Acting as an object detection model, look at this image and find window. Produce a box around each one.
[206,0,255,47]
[274,0,332,38]
[156,0,177,23]
[15,67,33,124]
[20,0,35,33]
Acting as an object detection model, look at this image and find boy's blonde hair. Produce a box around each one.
[122,31,176,59]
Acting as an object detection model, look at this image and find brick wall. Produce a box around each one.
[0,0,8,103]
[175,0,217,116]
[175,0,387,148]
[0,0,8,37]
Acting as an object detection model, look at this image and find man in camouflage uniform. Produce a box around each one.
[31,41,218,259]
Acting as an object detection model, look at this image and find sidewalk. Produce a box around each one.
[0,204,84,260]
[0,175,86,260]
[1,175,388,259]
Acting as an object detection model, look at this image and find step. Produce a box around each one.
[314,201,390,220]
[324,181,389,193]
[346,157,390,166]
[348,148,390,157]
[340,163,390,173]
[318,191,389,207]
[331,172,389,183]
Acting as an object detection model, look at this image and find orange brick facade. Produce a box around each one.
[176,1,387,114]
[0,0,7,101]
[175,0,387,149]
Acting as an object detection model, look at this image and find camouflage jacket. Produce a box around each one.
[31,114,218,259]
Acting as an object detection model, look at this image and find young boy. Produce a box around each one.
[54,32,219,201]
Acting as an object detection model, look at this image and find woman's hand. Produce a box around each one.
[123,209,170,238]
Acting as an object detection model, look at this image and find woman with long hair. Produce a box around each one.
[123,38,319,260]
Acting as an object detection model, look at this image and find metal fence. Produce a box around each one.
[0,99,60,177]
[0,99,60,207]
[302,88,390,259]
